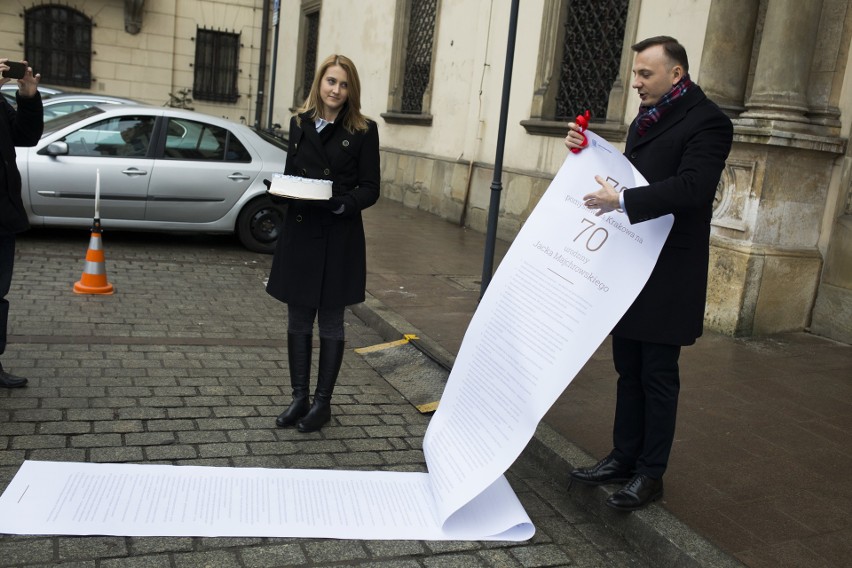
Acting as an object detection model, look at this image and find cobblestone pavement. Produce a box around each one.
[0,228,650,567]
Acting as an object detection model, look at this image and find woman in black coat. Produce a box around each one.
[266,54,380,432]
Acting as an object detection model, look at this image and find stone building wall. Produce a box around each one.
[0,0,269,123]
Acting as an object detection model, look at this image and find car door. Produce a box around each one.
[26,114,156,221]
[144,117,261,223]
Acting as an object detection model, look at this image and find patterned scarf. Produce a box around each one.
[635,74,694,136]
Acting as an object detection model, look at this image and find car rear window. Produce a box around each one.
[254,128,288,152]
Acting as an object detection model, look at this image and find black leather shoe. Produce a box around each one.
[570,456,633,486]
[606,474,663,511]
[0,369,28,388]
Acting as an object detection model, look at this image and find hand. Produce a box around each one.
[310,196,343,210]
[0,59,11,87]
[564,122,588,153]
[312,196,357,217]
[582,175,620,217]
[14,61,40,98]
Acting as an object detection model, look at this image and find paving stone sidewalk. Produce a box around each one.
[0,228,650,567]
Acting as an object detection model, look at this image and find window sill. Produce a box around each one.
[381,112,433,126]
[520,119,628,143]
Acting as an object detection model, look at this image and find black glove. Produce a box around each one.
[311,195,358,217]
[309,196,346,213]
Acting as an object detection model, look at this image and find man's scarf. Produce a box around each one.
[635,74,694,136]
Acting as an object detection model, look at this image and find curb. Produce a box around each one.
[526,425,745,568]
[350,293,456,372]
[350,291,745,568]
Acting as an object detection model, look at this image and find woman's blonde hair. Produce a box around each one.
[296,54,369,133]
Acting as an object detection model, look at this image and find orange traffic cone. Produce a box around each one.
[73,222,114,295]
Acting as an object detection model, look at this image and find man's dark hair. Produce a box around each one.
[631,36,689,72]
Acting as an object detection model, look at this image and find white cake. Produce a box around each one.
[268,174,333,200]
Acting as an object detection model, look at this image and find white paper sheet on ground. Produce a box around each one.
[0,461,531,540]
[0,131,671,540]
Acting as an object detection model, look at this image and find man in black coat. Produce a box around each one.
[0,59,43,388]
[564,37,733,510]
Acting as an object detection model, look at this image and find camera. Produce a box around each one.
[3,61,28,80]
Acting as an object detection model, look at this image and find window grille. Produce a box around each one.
[24,6,92,89]
[555,0,628,121]
[302,11,320,100]
[401,0,436,113]
[193,28,240,104]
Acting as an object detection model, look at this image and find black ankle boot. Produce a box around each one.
[276,333,312,427]
[0,362,28,388]
[297,337,344,433]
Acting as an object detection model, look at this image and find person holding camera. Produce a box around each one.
[0,58,44,388]
[266,54,380,432]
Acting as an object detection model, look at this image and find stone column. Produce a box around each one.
[698,0,759,116]
[741,0,823,123]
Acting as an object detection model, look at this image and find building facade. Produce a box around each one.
[0,0,272,124]
[272,0,852,343]
[1,0,850,342]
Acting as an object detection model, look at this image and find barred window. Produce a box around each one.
[555,0,629,120]
[401,0,437,113]
[301,11,320,100]
[24,5,92,89]
[193,28,240,104]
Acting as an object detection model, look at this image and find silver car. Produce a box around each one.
[16,105,288,253]
[1,84,63,106]
[41,93,139,122]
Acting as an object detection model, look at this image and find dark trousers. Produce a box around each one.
[610,335,681,479]
[0,234,15,356]
[287,304,345,340]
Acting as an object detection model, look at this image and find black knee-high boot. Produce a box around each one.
[276,333,312,427]
[297,337,344,433]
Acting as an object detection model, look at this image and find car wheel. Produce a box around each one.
[236,195,286,253]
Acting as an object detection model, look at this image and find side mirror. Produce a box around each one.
[42,141,69,156]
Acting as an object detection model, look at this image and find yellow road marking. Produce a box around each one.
[354,334,419,354]
[415,401,440,413]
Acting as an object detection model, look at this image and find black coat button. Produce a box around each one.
[323,168,330,176]
[295,215,303,222]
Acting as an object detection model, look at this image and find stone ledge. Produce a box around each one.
[709,235,823,259]
[380,112,433,126]
[732,119,847,154]
[520,118,629,142]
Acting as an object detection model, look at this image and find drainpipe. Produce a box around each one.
[254,0,271,129]
[266,0,281,129]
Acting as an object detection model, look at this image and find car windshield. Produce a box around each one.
[253,127,288,151]
[42,106,104,137]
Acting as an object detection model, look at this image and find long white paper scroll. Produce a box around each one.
[0,131,672,540]
[426,131,672,525]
